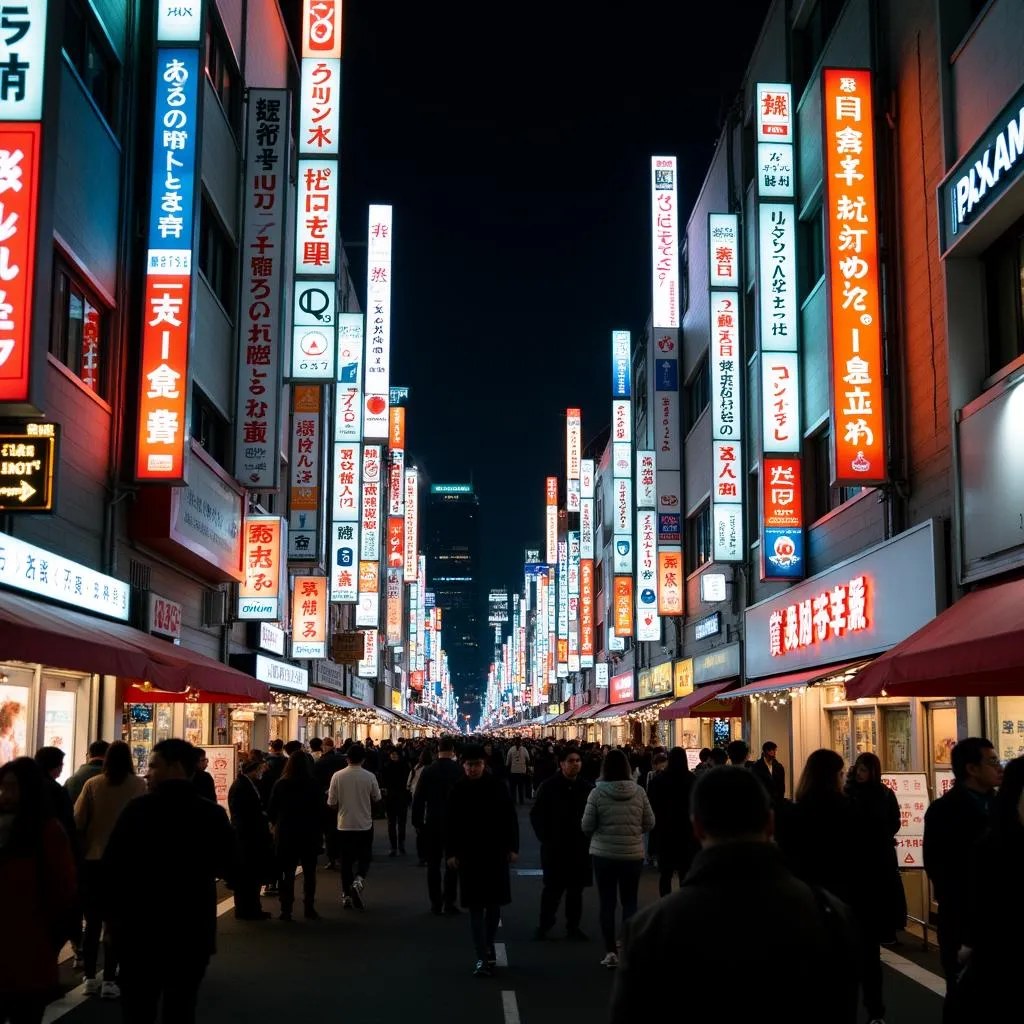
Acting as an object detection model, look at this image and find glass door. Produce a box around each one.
[882,707,911,771]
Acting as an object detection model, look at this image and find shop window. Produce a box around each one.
[50,260,107,397]
[0,675,31,761]
[829,709,851,763]
[792,0,844,98]
[63,0,120,129]
[191,385,229,468]
[854,708,877,757]
[806,428,863,522]
[685,503,712,576]
[205,9,241,131]
[883,707,911,772]
[799,206,825,303]
[684,357,710,433]
[992,696,1024,762]
[981,218,1024,376]
[198,195,237,316]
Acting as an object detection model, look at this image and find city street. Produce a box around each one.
[45,806,945,1024]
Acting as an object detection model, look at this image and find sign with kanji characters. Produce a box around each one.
[385,567,403,646]
[238,516,286,620]
[545,476,558,564]
[613,576,633,637]
[767,576,870,659]
[389,406,405,450]
[302,0,342,58]
[364,205,392,439]
[658,548,683,616]
[823,69,887,486]
[291,575,328,659]
[580,558,594,666]
[762,457,804,581]
[758,203,798,352]
[557,538,569,649]
[136,48,201,481]
[388,449,405,517]
[636,509,660,640]
[761,352,800,452]
[403,467,418,583]
[713,441,742,505]
[881,773,930,868]
[0,422,56,512]
[708,213,739,289]
[0,1,48,121]
[756,83,793,142]
[386,515,404,569]
[614,478,632,536]
[357,627,379,678]
[355,566,379,628]
[359,444,381,561]
[295,160,338,276]
[566,407,581,510]
[291,280,336,379]
[288,386,321,560]
[758,141,795,199]
[332,442,360,521]
[568,530,580,597]
[611,330,631,397]
[651,156,679,329]
[709,290,741,440]
[299,56,340,156]
[636,451,656,509]
[612,399,631,446]
[713,504,743,563]
[580,458,594,498]
[235,91,288,488]
[333,313,364,440]
[610,668,634,704]
[580,497,594,559]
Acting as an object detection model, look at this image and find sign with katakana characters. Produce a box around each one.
[0,0,48,121]
[136,47,201,481]
[636,509,660,640]
[580,497,594,559]
[385,567,403,646]
[580,558,594,667]
[655,390,679,470]
[299,55,340,156]
[568,530,580,598]
[761,352,800,452]
[557,538,569,647]
[364,205,392,439]
[329,521,357,602]
[611,330,631,397]
[709,290,741,440]
[823,69,887,486]
[358,444,382,561]
[238,516,286,620]
[295,160,338,276]
[651,156,679,329]
[288,386,321,561]
[291,575,327,659]
[357,627,379,678]
[403,467,418,583]
[566,407,581,510]
[331,442,360,521]
[881,773,930,868]
[0,529,130,620]
[708,213,739,289]
[756,83,793,142]
[658,548,683,616]
[235,90,288,488]
[762,457,804,581]
[758,203,798,352]
[636,450,656,509]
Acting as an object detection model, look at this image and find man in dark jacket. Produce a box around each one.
[228,757,273,920]
[64,739,109,806]
[529,746,593,940]
[381,747,411,856]
[611,767,860,1024]
[34,746,77,846]
[923,736,1003,1021]
[412,735,462,914]
[104,739,235,1024]
[647,747,698,896]
[260,739,287,801]
[193,748,218,803]
[750,740,786,804]
[314,738,346,868]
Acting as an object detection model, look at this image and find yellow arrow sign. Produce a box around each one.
[0,480,36,503]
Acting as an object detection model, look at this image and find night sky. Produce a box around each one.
[338,2,771,622]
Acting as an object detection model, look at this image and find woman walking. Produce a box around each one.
[581,748,655,968]
[73,740,146,998]
[409,747,432,866]
[268,750,323,920]
[228,754,273,921]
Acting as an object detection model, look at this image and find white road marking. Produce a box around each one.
[880,947,946,997]
[495,942,508,967]
[501,990,521,1024]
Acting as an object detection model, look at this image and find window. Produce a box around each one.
[799,207,825,302]
[982,216,1024,375]
[198,196,237,314]
[205,10,241,130]
[63,0,119,128]
[594,560,603,597]
[806,428,863,522]
[685,503,712,575]
[684,357,710,433]
[50,260,107,397]
[191,386,229,467]
[793,0,845,97]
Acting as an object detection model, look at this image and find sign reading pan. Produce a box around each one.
[0,423,58,513]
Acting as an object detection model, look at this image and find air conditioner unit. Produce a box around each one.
[202,589,229,627]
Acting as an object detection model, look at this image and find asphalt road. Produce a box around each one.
[45,804,945,1024]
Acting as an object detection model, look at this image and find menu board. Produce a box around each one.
[882,772,930,868]
[205,745,237,811]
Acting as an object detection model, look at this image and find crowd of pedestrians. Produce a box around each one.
[0,726,1019,1021]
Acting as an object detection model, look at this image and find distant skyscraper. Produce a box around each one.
[426,483,481,721]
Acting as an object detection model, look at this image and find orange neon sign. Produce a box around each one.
[768,574,871,658]
[613,576,634,637]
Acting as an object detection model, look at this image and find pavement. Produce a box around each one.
[45,803,945,1024]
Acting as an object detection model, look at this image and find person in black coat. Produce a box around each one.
[750,741,786,804]
[228,756,274,920]
[412,736,462,913]
[923,737,1002,1022]
[445,744,519,976]
[103,739,235,1023]
[268,751,323,920]
[647,747,699,896]
[380,748,412,856]
[193,748,218,803]
[314,740,346,868]
[529,746,593,940]
[259,740,287,801]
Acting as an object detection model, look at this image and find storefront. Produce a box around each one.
[659,642,743,752]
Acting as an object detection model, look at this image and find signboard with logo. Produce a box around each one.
[674,658,694,698]
[147,593,182,640]
[291,576,328,659]
[640,662,673,699]
[692,642,742,687]
[0,423,57,512]
[610,670,634,705]
[882,773,930,868]
[238,515,286,620]
[693,612,721,642]
[762,457,804,580]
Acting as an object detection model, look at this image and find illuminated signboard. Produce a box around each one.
[488,589,510,624]
[610,669,634,705]
[136,45,201,481]
[674,657,694,698]
[709,290,741,441]
[756,83,794,198]
[288,386,321,560]
[235,90,288,486]
[557,538,569,644]
[580,558,594,667]
[403,468,418,583]
[430,483,472,494]
[238,516,286,620]
[580,459,595,499]
[545,476,558,564]
[763,457,804,581]
[613,576,633,637]
[651,156,679,329]
[612,330,631,397]
[580,497,594,559]
[388,449,405,516]
[761,352,800,453]
[566,407,581,511]
[357,628,379,678]
[823,69,887,485]
[386,567,403,646]
[332,442,360,521]
[636,451,656,509]
[636,509,660,641]
[612,400,632,445]
[758,203,798,352]
[386,516,404,569]
[330,522,358,603]
[334,313,364,440]
[294,159,339,275]
[708,213,739,289]
[359,444,382,561]
[658,548,683,616]
[713,504,743,563]
[291,277,336,379]
[768,575,869,658]
[389,407,405,450]
[0,423,57,513]
[363,204,392,439]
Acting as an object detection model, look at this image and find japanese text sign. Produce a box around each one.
[762,457,804,581]
[357,628,378,678]
[822,69,887,485]
[580,497,594,559]
[386,516,404,569]
[613,576,633,637]
[761,352,800,453]
[580,558,594,664]
[295,160,338,277]
[713,504,744,563]
[0,1,47,121]
[580,458,594,498]
[332,442,360,521]
[612,400,632,445]
[389,406,405,450]
[386,567,403,646]
[291,576,328,659]
[881,773,930,868]
[359,444,381,560]
[658,549,683,616]
[364,204,393,438]
[388,449,405,516]
[756,83,793,141]
[239,516,285,620]
[610,668,634,704]
[299,56,340,156]
[636,450,656,508]
[708,213,739,289]
[288,386,321,560]
[709,290,741,440]
[403,467,418,583]
[651,156,679,329]
[713,441,742,505]
[612,330,631,397]
[768,574,870,658]
[758,203,798,352]
[334,313,364,441]
[330,522,358,602]
[636,509,659,638]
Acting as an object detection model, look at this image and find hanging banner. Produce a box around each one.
[762,457,805,580]
[238,516,286,620]
[363,205,392,439]
[359,444,382,561]
[613,576,633,637]
[651,156,679,329]
[291,575,328,659]
[658,548,684,616]
[329,522,358,602]
[288,386,321,560]
[403,468,418,582]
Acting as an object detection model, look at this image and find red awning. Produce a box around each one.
[568,703,603,720]
[726,660,870,700]
[549,709,574,724]
[0,588,268,700]
[845,578,1024,698]
[660,681,741,719]
[594,697,667,719]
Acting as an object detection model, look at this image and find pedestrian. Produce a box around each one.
[413,736,462,913]
[314,737,345,869]
[506,736,530,805]
[64,739,110,806]
[923,736,1002,1023]
[309,737,323,760]
[726,739,750,767]
[261,738,287,800]
[708,747,728,767]
[327,742,381,910]
[381,746,411,856]
[609,767,860,1024]
[408,747,433,866]
[103,739,235,1024]
[0,757,77,1024]
[73,740,146,999]
[647,747,698,896]
[445,744,519,977]
[483,739,505,783]
[692,747,713,775]
[34,745,76,844]
[228,754,273,921]
[268,749,323,921]
[750,740,786,803]
[529,745,593,941]
[642,751,668,865]
[192,747,218,804]
[581,748,655,968]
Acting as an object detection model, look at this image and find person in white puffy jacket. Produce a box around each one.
[581,749,655,968]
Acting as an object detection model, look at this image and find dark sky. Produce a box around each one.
[339,1,771,614]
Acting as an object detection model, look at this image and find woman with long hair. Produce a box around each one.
[581,748,655,968]
[268,749,323,920]
[410,747,433,866]
[73,740,145,999]
[0,757,77,1023]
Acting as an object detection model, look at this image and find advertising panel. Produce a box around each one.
[357,628,379,678]
[761,352,800,453]
[708,213,739,289]
[611,330,631,397]
[658,548,683,616]
[612,400,632,445]
[0,422,57,513]
[610,669,635,705]
[388,448,405,516]
[709,290,741,440]
[329,522,358,602]
[580,558,594,666]
[334,312,363,441]
[403,468,418,583]
[756,83,795,198]
[363,205,393,438]
[757,203,798,352]
[613,576,633,637]
[359,444,382,561]
[636,508,658,617]
[580,497,594,559]
[291,278,336,380]
[580,458,595,498]
[488,589,510,624]
[636,451,656,509]
[386,516,404,569]
[651,156,679,329]
[288,386,321,560]
[291,576,328,659]
[713,504,744,563]
[332,442,360,520]
[566,406,581,482]
[640,662,673,699]
[238,516,285,620]
[614,479,632,535]
[762,457,804,581]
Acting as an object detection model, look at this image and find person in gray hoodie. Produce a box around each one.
[581,748,655,968]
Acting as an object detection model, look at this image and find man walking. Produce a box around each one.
[381,746,411,856]
[750,741,786,804]
[327,742,381,909]
[103,739,235,1023]
[65,739,109,805]
[529,746,593,940]
[506,736,530,805]
[314,737,345,869]
[412,735,462,914]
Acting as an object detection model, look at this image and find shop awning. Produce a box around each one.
[549,709,575,724]
[308,686,364,710]
[568,703,604,720]
[726,660,870,700]
[660,681,741,720]
[593,698,667,719]
[845,578,1024,698]
[0,589,268,699]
